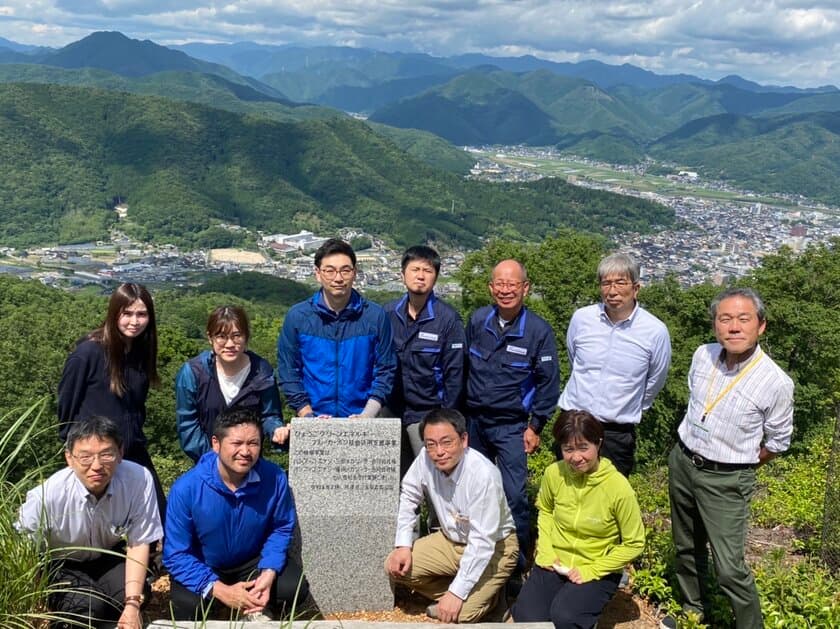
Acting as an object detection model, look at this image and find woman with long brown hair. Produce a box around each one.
[58,282,165,518]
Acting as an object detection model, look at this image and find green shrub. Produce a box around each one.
[0,400,59,628]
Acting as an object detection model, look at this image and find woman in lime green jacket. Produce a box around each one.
[512,410,645,628]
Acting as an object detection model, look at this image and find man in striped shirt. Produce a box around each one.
[665,287,793,629]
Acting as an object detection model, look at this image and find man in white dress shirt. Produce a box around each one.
[560,252,671,476]
[17,415,162,629]
[665,287,793,629]
[385,408,518,623]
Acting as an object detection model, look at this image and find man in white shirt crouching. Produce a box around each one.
[385,408,518,623]
[17,415,162,629]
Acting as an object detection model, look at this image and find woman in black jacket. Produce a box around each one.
[58,282,165,519]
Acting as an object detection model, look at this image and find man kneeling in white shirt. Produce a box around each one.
[385,408,518,623]
[17,415,162,629]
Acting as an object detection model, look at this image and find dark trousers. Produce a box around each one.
[49,552,150,629]
[599,423,637,478]
[511,565,620,629]
[467,418,530,567]
[169,555,309,621]
[668,444,761,628]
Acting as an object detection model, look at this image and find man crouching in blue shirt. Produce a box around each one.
[164,407,309,621]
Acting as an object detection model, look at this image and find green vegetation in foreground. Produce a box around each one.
[0,401,60,628]
[1,234,838,625]
[0,83,671,248]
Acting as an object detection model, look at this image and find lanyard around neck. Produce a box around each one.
[702,348,763,422]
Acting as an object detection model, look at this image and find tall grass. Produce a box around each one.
[0,398,64,628]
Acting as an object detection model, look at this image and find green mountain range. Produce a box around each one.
[0,83,671,248]
[649,112,840,203]
[0,33,476,175]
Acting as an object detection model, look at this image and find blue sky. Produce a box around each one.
[1,1,839,87]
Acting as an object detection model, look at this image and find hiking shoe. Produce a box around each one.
[660,615,677,629]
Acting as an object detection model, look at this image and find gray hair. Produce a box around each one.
[597,253,640,284]
[710,287,766,323]
[64,416,123,452]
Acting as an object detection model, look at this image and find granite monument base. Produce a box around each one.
[289,417,401,614]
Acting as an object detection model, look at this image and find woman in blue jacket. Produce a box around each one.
[175,305,288,463]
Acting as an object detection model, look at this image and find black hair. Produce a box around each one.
[212,407,262,441]
[552,409,604,459]
[401,245,441,275]
[314,238,356,268]
[420,407,467,440]
[65,415,123,452]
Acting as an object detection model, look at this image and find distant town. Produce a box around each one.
[467,147,840,286]
[1,149,838,294]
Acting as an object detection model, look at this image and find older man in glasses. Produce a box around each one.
[559,252,671,477]
[464,259,560,571]
[277,237,396,418]
[17,415,162,629]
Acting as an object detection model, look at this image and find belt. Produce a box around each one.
[678,440,755,472]
[600,421,636,434]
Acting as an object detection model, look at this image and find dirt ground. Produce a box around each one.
[208,248,268,265]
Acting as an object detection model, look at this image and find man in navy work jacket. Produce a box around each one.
[385,245,466,476]
[465,259,560,567]
[277,238,396,418]
[163,407,309,621]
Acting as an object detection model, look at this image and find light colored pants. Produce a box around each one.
[386,530,518,622]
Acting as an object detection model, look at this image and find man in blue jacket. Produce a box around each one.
[385,245,466,476]
[277,238,396,418]
[465,259,560,568]
[163,408,309,621]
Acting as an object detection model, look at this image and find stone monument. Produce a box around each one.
[289,417,401,614]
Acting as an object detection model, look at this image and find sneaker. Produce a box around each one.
[245,610,274,622]
[426,603,439,620]
[659,615,677,629]
[619,567,630,588]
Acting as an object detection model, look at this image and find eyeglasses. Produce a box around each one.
[424,437,459,452]
[599,279,634,289]
[212,332,245,345]
[70,449,118,466]
[491,280,525,290]
[319,266,355,279]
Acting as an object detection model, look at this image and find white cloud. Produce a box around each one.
[0,0,837,86]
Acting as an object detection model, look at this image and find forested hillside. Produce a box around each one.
[0,83,671,248]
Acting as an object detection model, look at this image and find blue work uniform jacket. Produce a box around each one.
[276,289,396,417]
[385,291,466,424]
[175,350,284,463]
[465,305,560,433]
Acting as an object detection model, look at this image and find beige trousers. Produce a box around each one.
[387,530,519,622]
